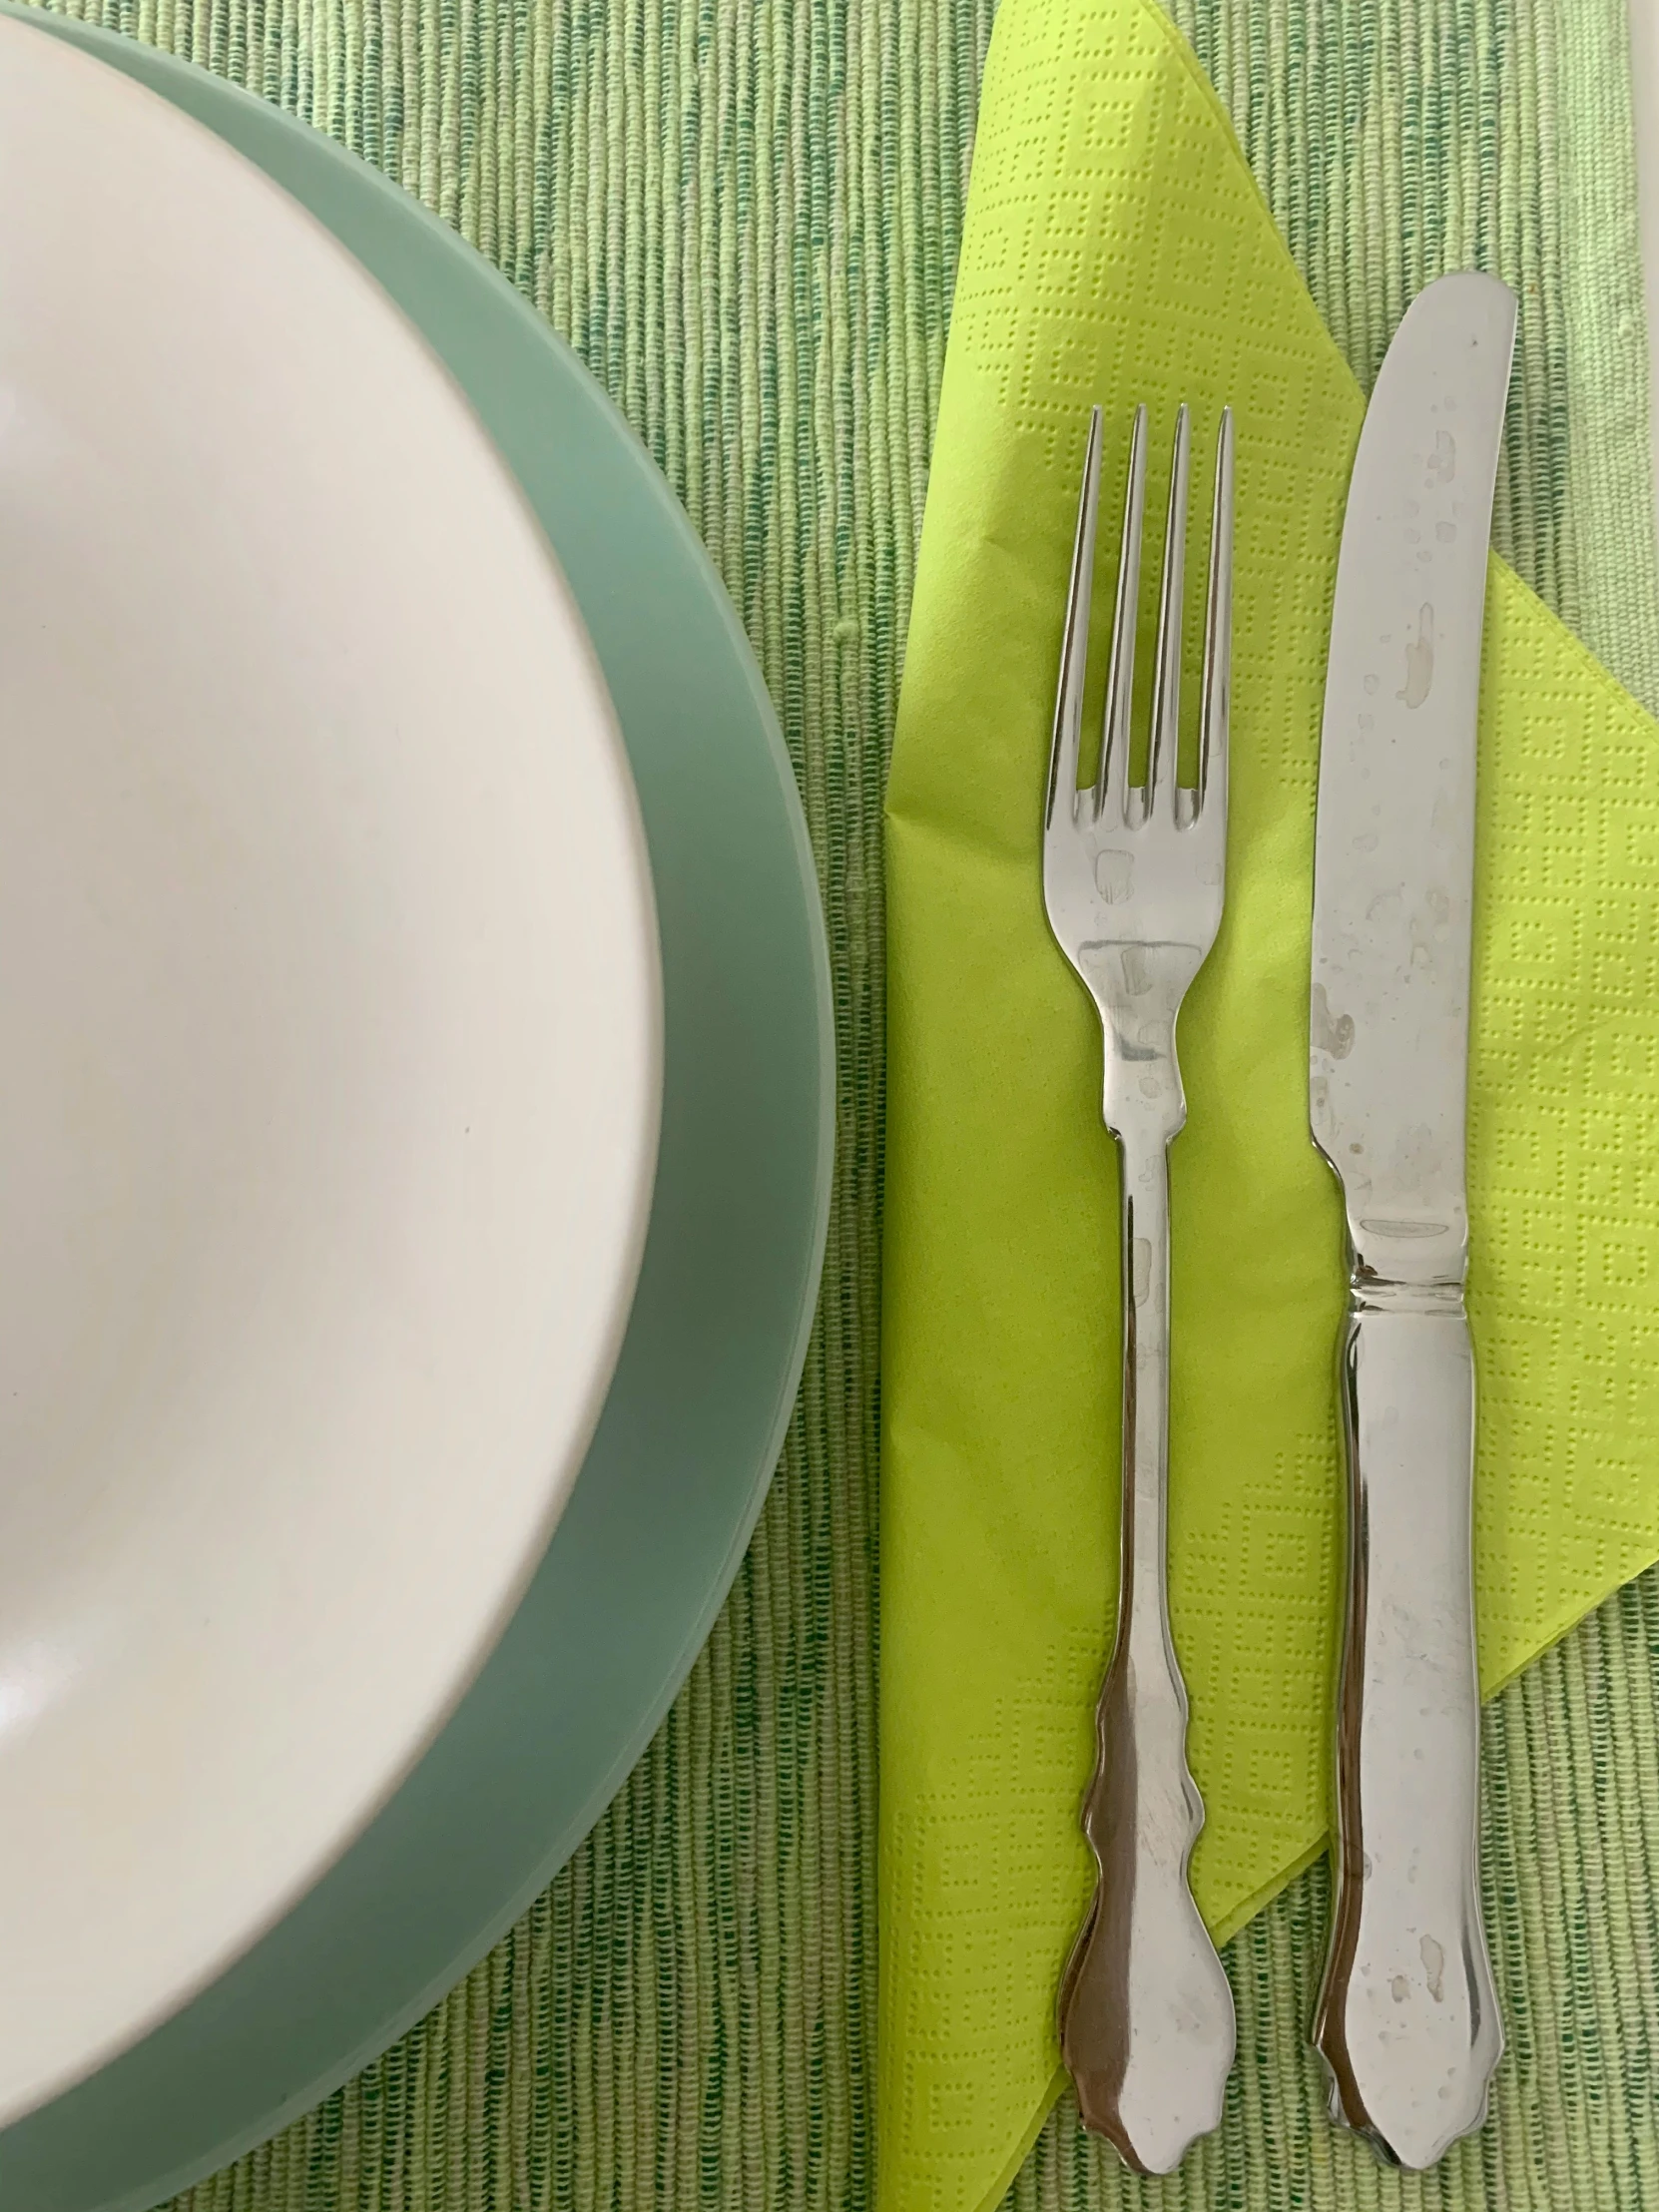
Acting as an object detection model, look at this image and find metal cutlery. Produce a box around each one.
[1308,271,1515,2167]
[1044,401,1237,2175]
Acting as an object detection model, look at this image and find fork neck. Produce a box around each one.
[1113,1124,1176,1662]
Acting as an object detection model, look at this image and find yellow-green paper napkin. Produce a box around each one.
[879,0,1659,2207]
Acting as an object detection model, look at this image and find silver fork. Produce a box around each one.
[1044,402,1237,2175]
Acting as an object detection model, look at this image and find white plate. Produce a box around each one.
[0,18,660,2127]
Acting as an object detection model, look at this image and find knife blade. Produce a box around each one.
[1308,270,1516,2171]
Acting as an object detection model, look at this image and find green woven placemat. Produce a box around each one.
[20,0,1657,2203]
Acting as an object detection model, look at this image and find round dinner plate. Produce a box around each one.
[0,16,662,2133]
[0,12,832,2211]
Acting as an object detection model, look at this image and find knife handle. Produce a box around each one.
[1313,1296,1502,2168]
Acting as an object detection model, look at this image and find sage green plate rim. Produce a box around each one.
[0,14,834,2210]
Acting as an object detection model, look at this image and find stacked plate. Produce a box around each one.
[0,14,831,2210]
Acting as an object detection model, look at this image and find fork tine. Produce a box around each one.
[1198,406,1235,823]
[1095,405,1147,826]
[1145,404,1191,819]
[1047,407,1103,830]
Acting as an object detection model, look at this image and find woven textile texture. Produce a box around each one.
[15,0,1656,2204]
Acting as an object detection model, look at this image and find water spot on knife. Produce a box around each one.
[1311,983,1356,1060]
[1436,520,1456,543]
[1355,831,1379,852]
[1119,944,1151,997]
[1427,428,1456,485]
[1398,604,1435,708]
[1364,674,1380,695]
[1390,1123,1444,1187]
[1421,1936,1445,2002]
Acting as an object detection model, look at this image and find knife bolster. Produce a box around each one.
[1313,1296,1502,2168]
[1347,1269,1465,1317]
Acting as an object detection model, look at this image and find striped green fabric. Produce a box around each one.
[19,0,1656,2203]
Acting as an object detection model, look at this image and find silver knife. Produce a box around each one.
[1308,271,1515,2168]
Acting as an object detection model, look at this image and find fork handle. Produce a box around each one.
[1058,1129,1235,2175]
[1313,1298,1502,2167]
